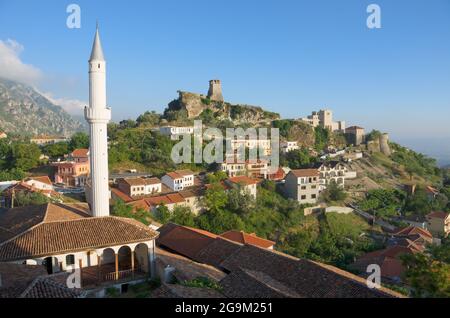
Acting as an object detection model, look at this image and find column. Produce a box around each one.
[148,241,156,279]
[78,259,83,288]
[97,255,101,282]
[115,253,119,280]
[131,250,135,279]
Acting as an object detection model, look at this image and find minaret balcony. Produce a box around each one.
[84,106,111,123]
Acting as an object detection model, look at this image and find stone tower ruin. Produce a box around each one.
[379,133,391,156]
[207,79,224,101]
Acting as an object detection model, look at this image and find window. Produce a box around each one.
[301,186,307,190]
[311,185,317,189]
[311,194,317,199]
[301,195,306,200]
[66,254,75,266]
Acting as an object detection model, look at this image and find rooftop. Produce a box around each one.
[289,169,319,178]
[0,203,158,262]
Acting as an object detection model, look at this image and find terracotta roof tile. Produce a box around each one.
[0,216,159,261]
[227,176,259,186]
[427,211,449,220]
[220,245,403,298]
[220,231,275,249]
[289,169,319,178]
[157,223,216,260]
[71,149,89,157]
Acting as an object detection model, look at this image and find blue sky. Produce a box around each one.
[0,0,449,164]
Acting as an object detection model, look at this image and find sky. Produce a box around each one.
[0,0,449,164]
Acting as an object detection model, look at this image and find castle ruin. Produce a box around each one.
[207,79,224,101]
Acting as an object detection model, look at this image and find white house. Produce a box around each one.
[159,126,194,140]
[284,169,320,204]
[161,170,195,191]
[117,177,162,197]
[312,161,352,191]
[23,176,54,192]
[281,141,299,154]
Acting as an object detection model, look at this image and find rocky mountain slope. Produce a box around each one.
[164,91,280,124]
[0,78,86,136]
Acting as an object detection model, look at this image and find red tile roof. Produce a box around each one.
[227,176,259,186]
[289,169,319,178]
[157,223,217,259]
[220,231,275,249]
[394,226,433,241]
[0,216,158,261]
[110,188,133,203]
[26,176,52,186]
[165,170,194,180]
[427,211,449,220]
[71,148,89,158]
[126,199,151,211]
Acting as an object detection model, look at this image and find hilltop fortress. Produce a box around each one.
[165,80,279,123]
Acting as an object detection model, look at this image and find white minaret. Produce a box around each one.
[85,25,111,217]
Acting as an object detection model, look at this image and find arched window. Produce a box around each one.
[66,254,75,266]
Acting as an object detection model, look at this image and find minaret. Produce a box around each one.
[85,25,111,217]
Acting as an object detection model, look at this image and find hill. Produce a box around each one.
[0,78,87,136]
[163,91,280,125]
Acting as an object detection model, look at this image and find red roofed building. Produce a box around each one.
[161,170,195,191]
[284,169,320,204]
[0,181,61,208]
[426,211,450,237]
[220,231,275,249]
[53,149,90,187]
[351,245,419,283]
[224,176,259,199]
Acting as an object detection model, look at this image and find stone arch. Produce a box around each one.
[134,243,149,273]
[101,248,116,265]
[118,245,132,271]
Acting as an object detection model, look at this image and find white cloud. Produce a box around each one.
[0,39,42,84]
[0,38,87,116]
[40,91,87,116]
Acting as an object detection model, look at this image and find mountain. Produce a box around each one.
[0,78,87,136]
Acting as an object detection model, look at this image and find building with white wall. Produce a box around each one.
[159,126,194,140]
[284,169,320,204]
[161,170,195,191]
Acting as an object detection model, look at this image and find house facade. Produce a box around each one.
[280,141,299,154]
[345,126,365,146]
[161,170,195,191]
[159,126,194,140]
[426,211,450,237]
[117,177,162,197]
[0,203,159,291]
[54,149,90,187]
[284,169,320,204]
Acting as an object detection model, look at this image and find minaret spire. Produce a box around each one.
[90,23,105,62]
[85,25,111,217]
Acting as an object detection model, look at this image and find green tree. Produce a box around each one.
[14,191,50,207]
[111,199,133,218]
[202,183,228,213]
[136,111,161,127]
[283,148,315,169]
[69,132,89,150]
[11,142,41,171]
[401,253,450,298]
[321,180,347,203]
[0,168,26,181]
[315,126,330,151]
[42,142,69,158]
